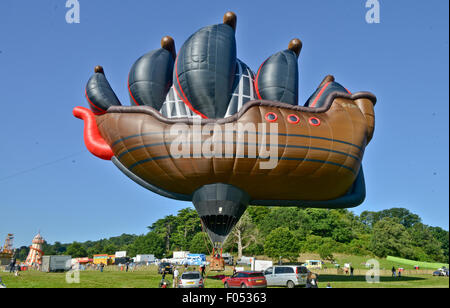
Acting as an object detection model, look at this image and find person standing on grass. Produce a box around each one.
[311,273,319,288]
[173,267,179,288]
[306,272,318,288]
[392,266,396,277]
[9,259,16,273]
[350,266,354,277]
[100,263,105,273]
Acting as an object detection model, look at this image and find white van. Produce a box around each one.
[263,265,309,288]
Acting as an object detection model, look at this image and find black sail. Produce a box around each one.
[255,49,299,106]
[85,67,121,114]
[174,24,237,118]
[128,48,175,109]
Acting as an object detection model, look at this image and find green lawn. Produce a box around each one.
[1,265,448,288]
[317,274,448,288]
[307,254,446,272]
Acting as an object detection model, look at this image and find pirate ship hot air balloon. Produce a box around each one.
[74,12,376,259]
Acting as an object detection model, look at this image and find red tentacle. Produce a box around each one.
[73,106,113,160]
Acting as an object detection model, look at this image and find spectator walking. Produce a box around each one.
[201,264,206,278]
[392,266,396,277]
[100,263,105,273]
[350,266,354,277]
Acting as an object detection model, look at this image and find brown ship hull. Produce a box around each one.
[94,91,375,205]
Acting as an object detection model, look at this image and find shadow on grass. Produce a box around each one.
[318,274,426,283]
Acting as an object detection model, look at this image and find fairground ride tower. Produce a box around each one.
[25,233,45,267]
[2,234,14,254]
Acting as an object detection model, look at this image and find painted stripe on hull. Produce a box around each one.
[117,140,361,162]
[124,154,357,175]
[112,130,364,151]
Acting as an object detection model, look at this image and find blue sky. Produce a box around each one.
[0,0,448,247]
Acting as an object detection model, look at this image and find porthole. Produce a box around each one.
[287,114,300,124]
[309,117,321,126]
[265,112,278,122]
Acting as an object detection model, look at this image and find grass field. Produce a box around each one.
[1,265,448,288]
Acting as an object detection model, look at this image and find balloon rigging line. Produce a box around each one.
[0,151,85,183]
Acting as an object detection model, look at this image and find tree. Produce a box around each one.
[66,242,88,258]
[53,242,67,255]
[128,232,165,258]
[369,218,414,258]
[304,209,336,238]
[264,227,301,261]
[331,222,354,243]
[103,244,119,255]
[226,212,258,259]
[42,241,56,255]
[409,223,444,262]
[174,208,202,250]
[87,241,105,257]
[189,232,212,254]
[318,244,334,261]
[149,215,179,253]
[246,206,271,226]
[17,246,29,262]
[361,208,421,229]
[259,207,311,240]
[429,226,449,262]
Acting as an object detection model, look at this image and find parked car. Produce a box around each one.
[264,265,308,288]
[178,271,204,288]
[158,262,173,274]
[433,268,449,277]
[223,271,267,288]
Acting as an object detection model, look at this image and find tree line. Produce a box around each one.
[15,207,449,263]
